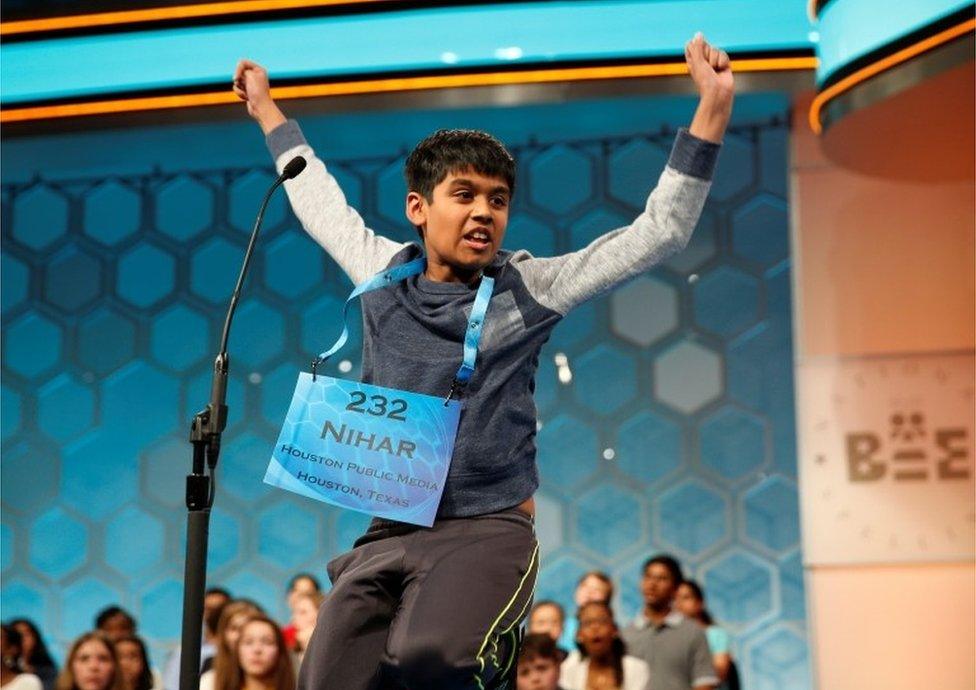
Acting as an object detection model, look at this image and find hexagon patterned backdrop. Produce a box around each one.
[1,94,807,689]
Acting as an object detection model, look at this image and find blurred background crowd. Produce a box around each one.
[2,552,738,690]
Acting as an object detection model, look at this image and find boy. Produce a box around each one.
[621,555,717,690]
[233,31,732,690]
[516,634,565,690]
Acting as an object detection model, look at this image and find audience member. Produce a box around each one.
[8,621,56,690]
[280,575,321,650]
[560,571,614,651]
[528,601,565,643]
[576,572,614,606]
[199,591,233,675]
[219,616,294,690]
[204,591,232,621]
[94,610,136,644]
[675,581,738,690]
[620,555,717,690]
[516,634,564,690]
[113,637,154,690]
[560,602,649,690]
[284,575,320,607]
[527,601,568,662]
[200,601,264,690]
[163,587,232,690]
[287,592,322,668]
[1,625,42,690]
[55,633,124,690]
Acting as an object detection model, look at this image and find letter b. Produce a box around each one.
[846,433,885,481]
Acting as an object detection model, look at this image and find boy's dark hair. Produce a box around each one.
[518,632,560,664]
[530,599,565,623]
[405,129,516,204]
[642,554,683,586]
[95,606,136,630]
[205,586,231,599]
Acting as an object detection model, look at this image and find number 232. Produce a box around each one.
[346,391,408,421]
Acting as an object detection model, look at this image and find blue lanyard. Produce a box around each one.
[310,256,495,401]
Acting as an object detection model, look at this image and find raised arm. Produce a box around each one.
[511,34,734,315]
[233,59,405,284]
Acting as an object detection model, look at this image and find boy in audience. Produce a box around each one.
[94,607,136,642]
[517,633,566,690]
[621,555,717,690]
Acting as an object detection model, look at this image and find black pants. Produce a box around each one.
[298,508,539,690]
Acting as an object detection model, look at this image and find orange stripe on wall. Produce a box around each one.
[0,57,817,124]
[809,18,976,134]
[0,0,380,36]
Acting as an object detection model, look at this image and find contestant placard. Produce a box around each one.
[265,373,461,526]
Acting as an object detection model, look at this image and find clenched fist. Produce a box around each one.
[684,32,734,100]
[233,59,286,134]
[684,33,734,143]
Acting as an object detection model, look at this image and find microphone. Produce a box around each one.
[281,155,307,180]
[207,155,307,440]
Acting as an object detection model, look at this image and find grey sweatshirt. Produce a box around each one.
[267,120,719,518]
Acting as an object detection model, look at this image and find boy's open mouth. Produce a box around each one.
[462,228,492,251]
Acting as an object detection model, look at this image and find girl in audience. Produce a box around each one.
[113,637,154,690]
[280,575,320,650]
[559,602,649,690]
[575,572,614,607]
[8,621,56,690]
[560,571,615,651]
[200,601,263,690]
[222,616,294,690]
[527,601,568,661]
[55,632,124,690]
[1,625,42,690]
[287,592,323,667]
[675,579,738,689]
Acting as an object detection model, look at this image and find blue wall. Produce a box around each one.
[1,92,807,689]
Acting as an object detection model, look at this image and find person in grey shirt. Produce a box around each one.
[234,33,733,690]
[621,555,718,690]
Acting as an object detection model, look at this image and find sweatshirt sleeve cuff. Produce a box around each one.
[668,127,721,180]
[265,119,307,159]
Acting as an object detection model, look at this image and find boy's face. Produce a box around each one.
[641,563,677,608]
[406,167,511,282]
[516,656,560,690]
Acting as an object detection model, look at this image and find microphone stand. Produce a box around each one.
[179,157,305,690]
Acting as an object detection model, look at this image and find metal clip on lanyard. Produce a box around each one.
[310,256,495,405]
